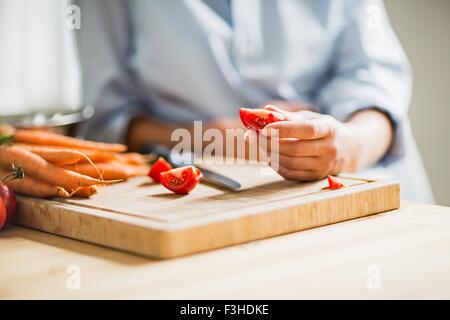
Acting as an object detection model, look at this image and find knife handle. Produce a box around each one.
[140,144,173,163]
[140,144,194,167]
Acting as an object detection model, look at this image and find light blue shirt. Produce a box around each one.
[74,0,434,202]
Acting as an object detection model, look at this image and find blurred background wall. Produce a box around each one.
[385,0,450,205]
[0,0,80,116]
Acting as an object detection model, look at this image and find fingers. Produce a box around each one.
[271,163,326,182]
[265,137,335,157]
[264,138,338,181]
[264,103,316,113]
[245,133,336,181]
[263,118,332,140]
[277,139,318,157]
[264,104,286,113]
[269,154,333,179]
[276,154,320,171]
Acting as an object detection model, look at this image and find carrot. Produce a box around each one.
[76,149,116,163]
[0,168,69,198]
[13,129,127,153]
[115,152,148,166]
[17,144,116,163]
[0,145,119,192]
[64,161,148,180]
[71,185,98,198]
[17,144,85,165]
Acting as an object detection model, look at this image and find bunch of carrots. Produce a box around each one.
[0,124,149,198]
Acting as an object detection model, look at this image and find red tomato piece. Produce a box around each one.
[160,166,203,195]
[239,108,287,132]
[0,198,6,231]
[327,175,344,190]
[148,157,173,183]
[0,183,16,224]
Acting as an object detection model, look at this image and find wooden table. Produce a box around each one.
[1,202,449,299]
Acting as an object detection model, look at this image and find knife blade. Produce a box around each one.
[140,144,242,191]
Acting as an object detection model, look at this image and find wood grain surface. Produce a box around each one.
[13,164,399,258]
[1,202,449,299]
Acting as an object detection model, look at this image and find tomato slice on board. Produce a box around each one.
[326,175,344,190]
[239,108,287,132]
[148,157,173,183]
[0,198,6,231]
[160,166,203,195]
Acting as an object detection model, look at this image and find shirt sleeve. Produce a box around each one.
[316,0,412,165]
[73,0,145,144]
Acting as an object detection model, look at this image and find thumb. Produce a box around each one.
[264,104,286,114]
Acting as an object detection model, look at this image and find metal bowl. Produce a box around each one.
[0,105,94,129]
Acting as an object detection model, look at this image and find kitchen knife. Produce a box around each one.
[140,144,242,191]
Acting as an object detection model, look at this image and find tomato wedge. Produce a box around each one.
[0,198,6,231]
[160,166,203,195]
[327,175,344,190]
[0,165,22,225]
[148,157,173,183]
[239,108,287,132]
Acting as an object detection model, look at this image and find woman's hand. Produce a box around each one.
[263,100,315,112]
[258,105,393,181]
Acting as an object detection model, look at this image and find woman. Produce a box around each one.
[74,0,433,202]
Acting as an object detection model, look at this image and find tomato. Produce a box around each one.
[148,157,173,182]
[0,165,21,226]
[160,166,203,195]
[239,108,286,132]
[0,198,6,231]
[327,175,344,190]
[0,183,16,223]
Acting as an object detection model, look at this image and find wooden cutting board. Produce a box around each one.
[14,164,400,258]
